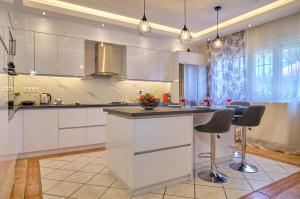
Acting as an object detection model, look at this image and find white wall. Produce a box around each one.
[14,75,171,104]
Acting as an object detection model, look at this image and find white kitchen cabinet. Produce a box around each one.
[23,109,58,153]
[59,127,86,148]
[126,46,143,80]
[59,108,86,128]
[14,29,34,74]
[143,49,159,81]
[35,32,58,75]
[158,52,172,81]
[84,41,96,76]
[86,108,106,126]
[58,36,84,76]
[87,126,106,145]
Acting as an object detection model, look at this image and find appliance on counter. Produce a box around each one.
[40,93,52,104]
[20,100,35,106]
[179,64,207,106]
[85,41,126,77]
[162,93,172,103]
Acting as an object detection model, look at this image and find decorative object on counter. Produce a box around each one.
[75,101,81,105]
[162,92,172,103]
[225,98,232,105]
[139,93,160,110]
[20,100,35,106]
[204,96,212,107]
[40,93,52,104]
[54,98,63,105]
[138,0,151,36]
[213,6,223,48]
[179,0,192,43]
[186,48,191,52]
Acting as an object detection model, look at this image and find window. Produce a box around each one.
[211,56,245,104]
[254,50,273,99]
[250,39,300,102]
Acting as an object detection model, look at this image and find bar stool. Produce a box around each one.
[194,109,235,183]
[230,101,250,158]
[229,106,265,173]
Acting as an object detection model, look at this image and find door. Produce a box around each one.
[58,36,84,76]
[14,29,34,74]
[35,32,58,75]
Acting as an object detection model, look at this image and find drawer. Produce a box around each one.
[59,108,86,128]
[134,115,193,152]
[86,108,106,126]
[87,126,106,145]
[134,146,192,189]
[59,127,86,148]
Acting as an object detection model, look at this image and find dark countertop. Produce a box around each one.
[16,103,139,110]
[103,107,219,118]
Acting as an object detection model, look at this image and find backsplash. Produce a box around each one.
[14,75,172,105]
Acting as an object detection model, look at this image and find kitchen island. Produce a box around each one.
[104,107,223,195]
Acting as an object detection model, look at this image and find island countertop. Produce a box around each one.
[103,106,219,117]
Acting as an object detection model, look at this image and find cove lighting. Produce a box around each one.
[24,0,296,39]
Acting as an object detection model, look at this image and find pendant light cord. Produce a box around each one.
[144,0,146,16]
[184,0,186,26]
[217,9,219,37]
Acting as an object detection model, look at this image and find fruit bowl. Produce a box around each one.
[139,93,160,110]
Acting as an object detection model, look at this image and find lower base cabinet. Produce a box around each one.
[59,128,87,148]
[87,126,106,145]
[24,109,58,153]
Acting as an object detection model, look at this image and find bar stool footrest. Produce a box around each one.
[198,170,228,183]
[229,162,259,173]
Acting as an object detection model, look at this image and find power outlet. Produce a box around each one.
[24,87,39,93]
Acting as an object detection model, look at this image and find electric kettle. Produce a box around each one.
[40,93,52,104]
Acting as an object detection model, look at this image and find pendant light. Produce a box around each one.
[138,0,151,36]
[179,0,192,43]
[213,6,222,48]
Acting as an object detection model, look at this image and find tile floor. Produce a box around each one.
[39,150,300,199]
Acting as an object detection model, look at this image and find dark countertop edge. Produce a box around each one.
[15,103,139,111]
[103,107,217,118]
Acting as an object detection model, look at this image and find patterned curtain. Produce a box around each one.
[207,31,246,104]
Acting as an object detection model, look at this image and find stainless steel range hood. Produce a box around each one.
[95,42,125,77]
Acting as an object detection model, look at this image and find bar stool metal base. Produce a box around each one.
[198,170,228,183]
[229,162,259,173]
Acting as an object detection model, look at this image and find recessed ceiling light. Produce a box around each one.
[41,11,47,16]
[101,23,105,27]
[248,23,252,27]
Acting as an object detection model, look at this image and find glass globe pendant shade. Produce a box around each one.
[179,25,192,43]
[213,36,222,48]
[138,15,151,36]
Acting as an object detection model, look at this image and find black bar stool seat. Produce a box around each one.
[194,109,235,183]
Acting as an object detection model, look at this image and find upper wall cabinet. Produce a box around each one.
[58,36,85,77]
[143,49,159,81]
[35,32,58,75]
[126,46,172,82]
[126,46,144,80]
[14,29,34,74]
[158,52,172,81]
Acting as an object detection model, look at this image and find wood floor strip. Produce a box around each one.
[257,172,300,197]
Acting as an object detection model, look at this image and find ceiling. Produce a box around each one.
[11,0,300,42]
[60,0,276,32]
